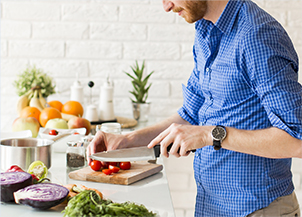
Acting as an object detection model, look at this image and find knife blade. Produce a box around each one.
[89,144,195,162]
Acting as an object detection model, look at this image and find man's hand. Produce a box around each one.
[147,123,213,158]
[86,131,126,165]
[86,114,197,163]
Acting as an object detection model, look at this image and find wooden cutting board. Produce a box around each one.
[68,162,163,185]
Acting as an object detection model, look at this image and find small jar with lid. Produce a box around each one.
[96,123,121,134]
[66,141,86,169]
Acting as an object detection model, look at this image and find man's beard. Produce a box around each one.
[174,1,208,23]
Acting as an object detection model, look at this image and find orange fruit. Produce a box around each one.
[48,100,63,112]
[61,101,84,117]
[39,107,62,127]
[20,106,41,122]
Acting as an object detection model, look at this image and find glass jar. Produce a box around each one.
[66,141,86,169]
[96,123,121,134]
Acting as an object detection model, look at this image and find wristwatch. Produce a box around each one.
[211,125,227,150]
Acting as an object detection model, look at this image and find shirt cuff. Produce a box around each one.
[177,84,204,126]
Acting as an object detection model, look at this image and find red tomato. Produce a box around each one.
[102,169,113,175]
[49,129,58,135]
[108,162,118,167]
[108,165,120,173]
[119,162,131,170]
[101,162,109,169]
[90,160,102,171]
[101,162,117,169]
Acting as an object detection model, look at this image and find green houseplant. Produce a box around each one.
[124,60,154,103]
[124,60,154,121]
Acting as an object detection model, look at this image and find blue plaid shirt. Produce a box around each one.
[178,0,301,216]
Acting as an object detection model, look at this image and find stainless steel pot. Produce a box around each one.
[0,138,53,171]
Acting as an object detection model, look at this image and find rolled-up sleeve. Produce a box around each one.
[243,23,302,140]
[178,64,205,126]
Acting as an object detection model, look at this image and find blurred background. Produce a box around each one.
[1,0,301,216]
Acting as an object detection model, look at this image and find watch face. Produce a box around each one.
[212,126,226,141]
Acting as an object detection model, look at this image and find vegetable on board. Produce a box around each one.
[14,183,69,210]
[102,169,113,175]
[119,161,131,170]
[90,160,102,171]
[0,172,32,202]
[109,165,120,173]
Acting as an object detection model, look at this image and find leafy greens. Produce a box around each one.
[62,190,156,217]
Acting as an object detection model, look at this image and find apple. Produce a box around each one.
[12,117,40,138]
[45,118,68,129]
[68,117,91,135]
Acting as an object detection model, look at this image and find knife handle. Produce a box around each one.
[154,144,196,158]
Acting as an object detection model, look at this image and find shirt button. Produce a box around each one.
[197,182,201,186]
[206,67,210,73]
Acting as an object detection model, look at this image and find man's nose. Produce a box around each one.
[163,0,174,12]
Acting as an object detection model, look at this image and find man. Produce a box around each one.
[87,0,302,216]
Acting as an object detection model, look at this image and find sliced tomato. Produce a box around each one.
[100,161,118,169]
[108,165,120,173]
[101,161,109,169]
[108,162,118,167]
[102,169,113,175]
[90,160,102,171]
[119,162,131,170]
[49,129,58,135]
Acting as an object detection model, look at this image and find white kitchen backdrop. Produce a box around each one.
[1,0,302,216]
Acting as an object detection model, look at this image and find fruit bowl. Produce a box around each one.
[39,128,86,153]
[39,128,86,140]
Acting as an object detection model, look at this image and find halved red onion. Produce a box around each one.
[14,183,69,210]
[0,172,32,202]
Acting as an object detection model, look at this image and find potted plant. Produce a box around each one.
[124,60,154,122]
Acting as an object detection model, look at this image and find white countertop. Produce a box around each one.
[0,151,175,217]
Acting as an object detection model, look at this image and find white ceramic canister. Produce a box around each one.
[99,77,115,121]
[70,74,84,106]
[85,104,98,122]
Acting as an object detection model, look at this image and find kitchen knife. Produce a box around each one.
[89,144,195,162]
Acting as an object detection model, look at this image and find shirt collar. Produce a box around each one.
[195,0,243,36]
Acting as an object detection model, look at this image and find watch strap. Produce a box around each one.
[213,140,222,150]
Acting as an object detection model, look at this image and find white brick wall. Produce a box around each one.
[1,0,302,215]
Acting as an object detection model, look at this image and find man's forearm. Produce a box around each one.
[147,123,302,159]
[124,113,190,148]
[222,127,302,159]
[125,112,302,159]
